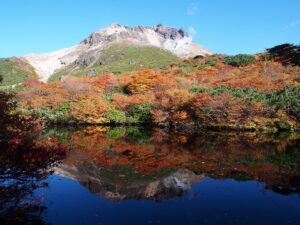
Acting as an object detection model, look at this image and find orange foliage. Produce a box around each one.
[151,109,170,124]
[121,68,175,94]
[16,57,300,127]
[190,92,271,124]
[112,93,154,110]
[70,130,196,173]
[196,61,299,92]
[164,88,195,106]
[92,74,117,91]
[70,93,110,123]
[17,82,69,109]
[171,110,189,121]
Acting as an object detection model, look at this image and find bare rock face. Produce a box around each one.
[155,24,187,40]
[75,49,100,66]
[23,23,212,82]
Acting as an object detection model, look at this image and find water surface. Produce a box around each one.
[1,127,300,225]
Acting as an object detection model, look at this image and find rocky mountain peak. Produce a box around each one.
[23,23,212,82]
[154,24,188,40]
[82,23,191,46]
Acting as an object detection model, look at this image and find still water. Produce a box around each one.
[1,127,300,225]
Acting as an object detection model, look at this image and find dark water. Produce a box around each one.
[1,127,300,225]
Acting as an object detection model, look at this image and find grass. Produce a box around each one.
[0,57,38,86]
[49,44,181,82]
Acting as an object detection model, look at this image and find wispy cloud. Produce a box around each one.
[188,26,197,37]
[284,19,300,30]
[187,3,198,16]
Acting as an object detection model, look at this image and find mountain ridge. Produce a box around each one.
[22,23,212,82]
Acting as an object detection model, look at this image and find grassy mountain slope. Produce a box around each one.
[49,44,181,82]
[0,57,38,86]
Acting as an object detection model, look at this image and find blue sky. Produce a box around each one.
[0,0,299,57]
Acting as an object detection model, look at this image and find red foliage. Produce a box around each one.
[92,74,117,91]
[21,79,44,88]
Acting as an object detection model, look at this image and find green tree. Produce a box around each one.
[266,43,300,66]
[224,54,256,67]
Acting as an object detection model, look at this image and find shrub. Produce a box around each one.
[124,69,175,94]
[92,74,116,91]
[224,54,256,67]
[106,108,126,124]
[198,56,219,70]
[112,93,154,110]
[190,92,270,124]
[30,108,72,124]
[128,104,152,124]
[70,94,110,124]
[191,86,265,101]
[165,88,195,106]
[151,108,169,124]
[191,85,300,121]
[125,69,158,94]
[54,103,71,114]
[266,86,300,120]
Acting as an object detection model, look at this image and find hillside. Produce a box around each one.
[49,44,181,82]
[0,57,38,86]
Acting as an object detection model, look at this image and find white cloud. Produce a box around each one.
[187,3,198,16]
[188,26,197,37]
[284,19,300,30]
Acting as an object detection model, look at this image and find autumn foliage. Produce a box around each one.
[15,53,300,131]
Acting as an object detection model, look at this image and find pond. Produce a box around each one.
[1,126,300,225]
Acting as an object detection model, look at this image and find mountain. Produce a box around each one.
[23,24,212,82]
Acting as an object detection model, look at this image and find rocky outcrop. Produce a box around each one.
[23,23,212,82]
[81,24,189,46]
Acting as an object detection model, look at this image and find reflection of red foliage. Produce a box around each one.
[8,138,21,146]
[3,136,68,167]
[70,130,196,173]
[67,128,300,191]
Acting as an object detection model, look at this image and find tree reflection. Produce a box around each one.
[0,78,68,225]
[0,136,68,225]
[55,126,300,200]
